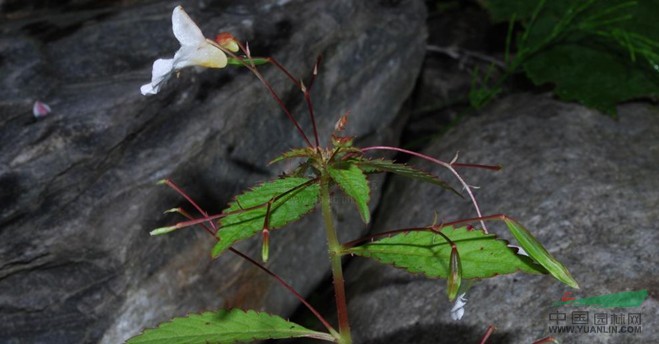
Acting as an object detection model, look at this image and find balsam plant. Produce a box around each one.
[129,6,578,344]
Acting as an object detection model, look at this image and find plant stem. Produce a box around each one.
[320,172,352,344]
[163,180,339,338]
[361,145,489,233]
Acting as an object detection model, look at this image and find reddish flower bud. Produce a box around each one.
[215,32,240,52]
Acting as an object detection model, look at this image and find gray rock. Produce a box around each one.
[345,94,659,343]
[0,0,427,343]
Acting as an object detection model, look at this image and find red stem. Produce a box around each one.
[165,178,318,233]
[479,325,496,344]
[250,70,314,148]
[342,214,509,249]
[267,57,299,86]
[162,179,336,335]
[451,162,502,171]
[532,337,558,344]
[213,42,313,148]
[226,247,336,334]
[361,145,490,233]
[307,56,322,90]
[268,57,321,148]
[163,179,217,233]
[303,90,320,148]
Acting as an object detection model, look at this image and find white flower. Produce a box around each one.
[450,293,468,320]
[141,6,228,95]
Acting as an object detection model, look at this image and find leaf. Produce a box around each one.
[328,164,370,223]
[485,0,659,115]
[127,309,335,344]
[268,147,315,165]
[346,227,546,279]
[212,177,319,257]
[484,0,565,23]
[354,158,462,197]
[503,218,579,289]
[523,42,659,114]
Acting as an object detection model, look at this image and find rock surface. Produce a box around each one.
[0,0,427,343]
[344,94,659,343]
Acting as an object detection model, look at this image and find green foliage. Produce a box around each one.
[141,7,581,344]
[127,309,334,344]
[482,0,659,114]
[328,164,371,223]
[212,177,319,257]
[346,226,546,279]
[354,158,461,197]
[469,64,502,109]
[268,148,315,165]
[503,218,580,289]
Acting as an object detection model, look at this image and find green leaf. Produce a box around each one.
[268,148,314,165]
[346,227,546,279]
[127,309,335,344]
[212,177,319,257]
[485,0,659,115]
[523,42,659,114]
[354,158,462,197]
[328,164,370,223]
[503,218,579,289]
[484,0,565,23]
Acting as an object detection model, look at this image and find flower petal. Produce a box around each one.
[172,6,205,46]
[33,100,52,118]
[450,293,468,320]
[173,43,227,69]
[141,58,174,95]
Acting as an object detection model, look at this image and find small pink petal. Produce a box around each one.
[33,101,52,118]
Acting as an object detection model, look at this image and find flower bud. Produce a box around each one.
[261,228,270,263]
[215,32,240,52]
[447,245,462,301]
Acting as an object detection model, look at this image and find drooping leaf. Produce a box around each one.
[127,309,335,344]
[346,226,546,279]
[503,218,579,289]
[354,158,462,197]
[212,177,319,257]
[268,148,315,165]
[328,164,370,223]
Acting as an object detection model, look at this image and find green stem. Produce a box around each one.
[320,173,352,344]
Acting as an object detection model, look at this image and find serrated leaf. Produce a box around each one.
[328,164,370,223]
[355,158,462,197]
[503,218,579,289]
[346,227,546,279]
[127,309,334,344]
[212,177,319,257]
[268,148,314,165]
